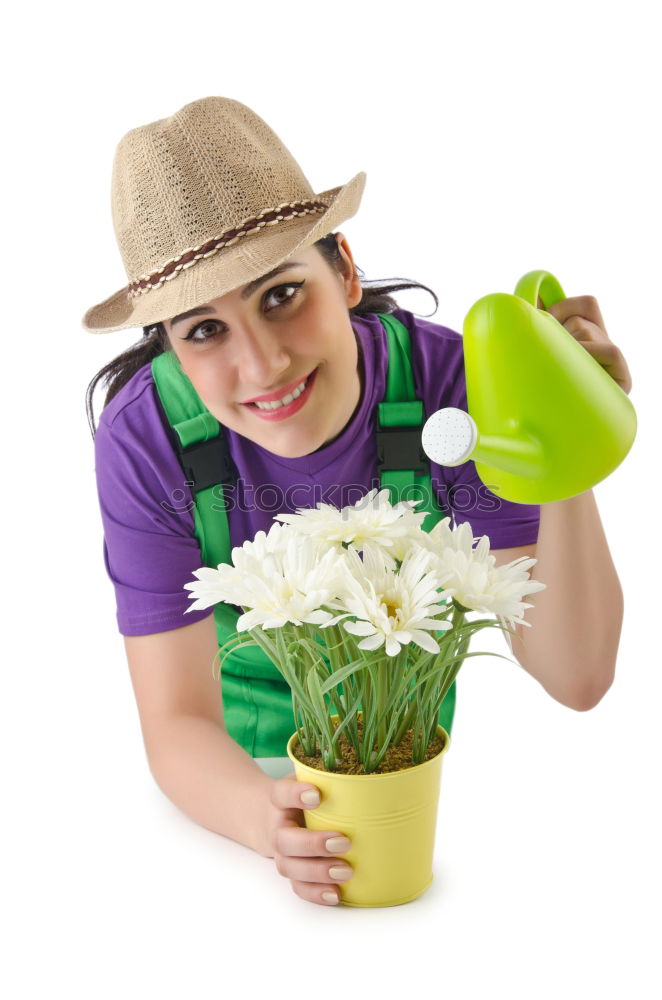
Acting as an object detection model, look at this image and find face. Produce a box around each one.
[162,234,363,458]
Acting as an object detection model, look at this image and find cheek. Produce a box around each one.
[179,356,231,404]
[204,370,234,406]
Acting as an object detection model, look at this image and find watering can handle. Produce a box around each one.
[514,270,566,310]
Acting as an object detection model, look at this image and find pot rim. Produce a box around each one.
[286,713,450,779]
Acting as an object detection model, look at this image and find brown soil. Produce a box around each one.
[291,716,447,774]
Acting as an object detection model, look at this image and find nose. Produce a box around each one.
[232,317,291,387]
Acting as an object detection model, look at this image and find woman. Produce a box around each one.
[84,96,630,906]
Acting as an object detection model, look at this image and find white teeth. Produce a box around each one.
[253,376,308,410]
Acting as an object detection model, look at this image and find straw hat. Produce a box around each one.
[82,97,366,333]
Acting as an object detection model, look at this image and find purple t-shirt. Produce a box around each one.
[94,309,540,636]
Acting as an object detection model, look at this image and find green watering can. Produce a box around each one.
[421,270,637,504]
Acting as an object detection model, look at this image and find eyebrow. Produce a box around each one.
[240,261,305,299]
[169,261,306,328]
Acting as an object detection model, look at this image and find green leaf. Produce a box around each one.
[306,668,329,723]
[318,656,367,694]
[330,687,363,745]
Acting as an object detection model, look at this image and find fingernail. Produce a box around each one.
[329,866,353,881]
[300,789,320,807]
[325,836,351,853]
[322,891,339,904]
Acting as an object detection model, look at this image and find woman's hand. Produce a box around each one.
[540,294,632,395]
[260,773,354,906]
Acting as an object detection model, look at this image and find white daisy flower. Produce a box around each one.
[322,541,454,657]
[274,487,427,561]
[416,518,546,628]
[184,527,345,631]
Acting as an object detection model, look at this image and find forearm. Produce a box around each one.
[146,714,275,856]
[510,489,623,709]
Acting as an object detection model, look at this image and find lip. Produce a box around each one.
[243,369,317,404]
[243,367,317,421]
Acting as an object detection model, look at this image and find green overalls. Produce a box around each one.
[151,313,456,757]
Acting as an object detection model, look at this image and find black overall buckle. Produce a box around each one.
[180,434,238,495]
[376,427,428,475]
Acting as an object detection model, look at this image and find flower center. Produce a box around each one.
[381,597,402,623]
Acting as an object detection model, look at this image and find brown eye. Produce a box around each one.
[184,320,224,343]
[264,281,304,311]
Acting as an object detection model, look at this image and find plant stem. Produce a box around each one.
[377,658,386,749]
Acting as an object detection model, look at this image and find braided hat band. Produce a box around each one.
[128,199,328,298]
[82,97,365,333]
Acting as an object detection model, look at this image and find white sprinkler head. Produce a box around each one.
[421,407,478,466]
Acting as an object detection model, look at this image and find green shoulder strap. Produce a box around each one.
[151,350,231,569]
[376,313,448,530]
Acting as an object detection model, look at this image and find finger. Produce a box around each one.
[571,338,619,364]
[560,315,607,343]
[544,294,607,332]
[275,854,354,885]
[274,823,352,859]
[270,777,322,811]
[290,880,342,906]
[568,339,632,392]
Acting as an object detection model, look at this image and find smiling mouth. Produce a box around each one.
[243,367,317,410]
[242,367,318,420]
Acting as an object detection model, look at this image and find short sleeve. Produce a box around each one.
[396,309,540,550]
[94,376,213,637]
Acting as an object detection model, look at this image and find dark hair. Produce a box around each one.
[85,233,438,436]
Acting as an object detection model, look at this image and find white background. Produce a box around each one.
[3,1,660,997]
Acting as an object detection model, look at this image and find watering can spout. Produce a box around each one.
[474,432,545,481]
[421,270,637,505]
[421,407,545,480]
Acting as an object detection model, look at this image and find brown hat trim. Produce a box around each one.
[128,198,328,298]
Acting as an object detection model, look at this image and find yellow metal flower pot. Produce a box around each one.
[286,712,450,907]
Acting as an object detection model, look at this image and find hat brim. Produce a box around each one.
[82,171,366,334]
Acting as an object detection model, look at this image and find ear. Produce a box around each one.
[334,232,363,308]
